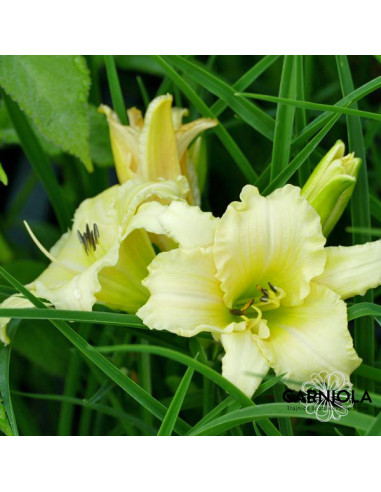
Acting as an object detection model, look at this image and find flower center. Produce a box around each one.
[77,223,100,256]
[229,281,286,332]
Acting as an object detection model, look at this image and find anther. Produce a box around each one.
[260,296,269,303]
[93,223,99,244]
[77,223,100,255]
[230,298,254,316]
[268,282,278,294]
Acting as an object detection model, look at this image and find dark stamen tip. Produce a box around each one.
[268,282,278,294]
[230,308,243,316]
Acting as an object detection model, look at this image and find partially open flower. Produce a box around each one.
[136,184,381,398]
[0,177,188,345]
[302,140,362,236]
[99,94,217,205]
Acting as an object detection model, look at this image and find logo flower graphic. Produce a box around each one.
[301,371,354,422]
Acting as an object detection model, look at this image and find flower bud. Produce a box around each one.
[301,140,361,236]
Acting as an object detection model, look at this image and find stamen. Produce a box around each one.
[229,298,254,316]
[24,221,77,274]
[268,282,278,294]
[93,223,99,243]
[260,296,269,303]
[77,223,100,255]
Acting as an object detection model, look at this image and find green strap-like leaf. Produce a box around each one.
[270,55,297,180]
[336,55,374,390]
[188,403,375,436]
[0,324,18,436]
[348,303,381,321]
[165,55,275,141]
[152,55,258,183]
[364,411,381,436]
[2,91,72,231]
[104,55,128,125]
[157,360,196,436]
[0,266,190,435]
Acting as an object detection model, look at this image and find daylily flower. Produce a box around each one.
[0,177,188,345]
[302,140,362,236]
[99,94,217,205]
[135,185,381,397]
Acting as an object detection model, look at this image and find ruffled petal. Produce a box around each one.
[314,240,381,299]
[176,118,217,161]
[256,282,361,390]
[98,105,139,183]
[129,200,218,249]
[35,179,188,312]
[171,107,189,130]
[221,330,270,397]
[138,95,182,181]
[137,247,245,337]
[0,293,35,345]
[214,184,326,308]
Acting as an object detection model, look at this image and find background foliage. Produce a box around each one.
[0,55,380,436]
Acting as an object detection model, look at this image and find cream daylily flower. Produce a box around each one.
[99,94,217,205]
[136,185,381,398]
[0,177,188,345]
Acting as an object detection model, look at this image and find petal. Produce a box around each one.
[0,293,35,345]
[127,107,144,129]
[214,185,325,306]
[314,240,381,299]
[171,107,189,130]
[214,184,326,308]
[176,118,217,162]
[138,95,182,181]
[96,229,154,312]
[137,247,245,337]
[129,200,218,249]
[35,180,183,313]
[220,330,270,397]
[256,283,361,390]
[98,105,139,183]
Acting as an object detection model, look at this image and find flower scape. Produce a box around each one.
[0,56,380,437]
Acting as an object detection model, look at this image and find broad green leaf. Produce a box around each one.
[0,55,92,171]
[89,105,113,167]
[0,98,18,147]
